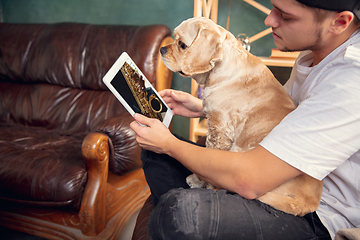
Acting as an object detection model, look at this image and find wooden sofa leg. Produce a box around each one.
[80,133,109,236]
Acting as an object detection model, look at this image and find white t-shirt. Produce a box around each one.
[260,29,360,239]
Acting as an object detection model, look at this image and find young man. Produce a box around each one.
[130,0,360,239]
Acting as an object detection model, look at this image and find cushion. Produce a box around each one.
[0,123,87,209]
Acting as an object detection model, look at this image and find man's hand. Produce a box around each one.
[160,89,205,118]
[130,113,177,154]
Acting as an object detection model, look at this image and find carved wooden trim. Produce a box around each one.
[0,169,150,239]
[80,133,109,236]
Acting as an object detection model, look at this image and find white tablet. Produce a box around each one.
[103,52,173,128]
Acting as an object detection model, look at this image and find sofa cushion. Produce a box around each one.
[0,23,171,90]
[0,123,88,209]
[0,82,127,134]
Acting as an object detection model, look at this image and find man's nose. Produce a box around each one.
[264,9,279,28]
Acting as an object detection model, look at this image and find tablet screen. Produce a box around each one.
[110,61,168,122]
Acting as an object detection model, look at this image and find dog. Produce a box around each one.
[160,17,323,216]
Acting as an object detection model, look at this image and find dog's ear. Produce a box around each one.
[180,27,223,76]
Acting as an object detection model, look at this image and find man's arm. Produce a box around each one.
[130,114,301,199]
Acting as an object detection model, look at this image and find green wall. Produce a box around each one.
[0,0,278,139]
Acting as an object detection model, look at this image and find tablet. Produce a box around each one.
[103,52,173,128]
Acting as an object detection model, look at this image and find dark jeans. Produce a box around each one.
[141,136,331,240]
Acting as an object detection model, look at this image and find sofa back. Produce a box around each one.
[0,23,171,133]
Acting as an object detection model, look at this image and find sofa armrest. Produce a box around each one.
[94,113,142,176]
[80,132,109,236]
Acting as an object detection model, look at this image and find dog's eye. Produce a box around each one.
[178,41,187,50]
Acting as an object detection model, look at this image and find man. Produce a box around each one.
[130,0,360,239]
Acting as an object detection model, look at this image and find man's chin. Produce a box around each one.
[274,41,305,52]
[274,45,295,52]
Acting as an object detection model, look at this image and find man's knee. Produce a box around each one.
[148,188,213,239]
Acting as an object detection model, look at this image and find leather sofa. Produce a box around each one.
[0,22,173,239]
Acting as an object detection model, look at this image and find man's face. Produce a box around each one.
[265,0,326,52]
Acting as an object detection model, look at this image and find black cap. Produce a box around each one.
[296,0,360,20]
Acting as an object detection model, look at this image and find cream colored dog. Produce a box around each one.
[160,17,323,216]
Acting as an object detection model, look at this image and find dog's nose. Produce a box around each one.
[160,46,167,56]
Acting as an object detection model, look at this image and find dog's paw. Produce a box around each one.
[186,174,206,188]
[204,182,217,190]
[186,174,218,190]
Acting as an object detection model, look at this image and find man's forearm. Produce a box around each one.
[165,138,301,199]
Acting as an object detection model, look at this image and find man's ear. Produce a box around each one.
[180,27,223,76]
[331,11,354,34]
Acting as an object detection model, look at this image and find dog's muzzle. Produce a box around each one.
[160,46,167,56]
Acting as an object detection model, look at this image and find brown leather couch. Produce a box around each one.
[0,22,173,239]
